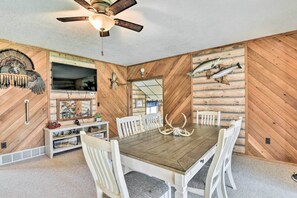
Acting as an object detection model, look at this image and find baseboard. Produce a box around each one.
[0,146,45,166]
[234,153,297,167]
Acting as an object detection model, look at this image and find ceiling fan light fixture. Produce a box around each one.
[89,14,115,31]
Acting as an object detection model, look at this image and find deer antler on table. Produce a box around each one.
[158,113,194,137]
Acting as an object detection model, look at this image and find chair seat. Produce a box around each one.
[103,171,168,198]
[125,171,169,198]
[188,164,209,189]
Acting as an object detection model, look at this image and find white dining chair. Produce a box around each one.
[142,113,163,130]
[80,131,170,198]
[196,111,221,126]
[204,117,243,190]
[187,125,235,198]
[224,117,242,190]
[116,115,144,138]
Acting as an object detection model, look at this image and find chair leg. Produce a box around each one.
[226,165,237,190]
[96,186,104,198]
[167,183,171,198]
[216,175,228,198]
[221,168,228,198]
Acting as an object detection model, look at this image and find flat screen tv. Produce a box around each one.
[52,62,97,91]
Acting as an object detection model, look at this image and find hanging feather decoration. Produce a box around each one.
[0,49,45,94]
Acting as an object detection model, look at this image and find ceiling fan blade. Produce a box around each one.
[74,0,96,12]
[114,19,143,32]
[57,16,89,22]
[108,0,137,16]
[99,31,110,37]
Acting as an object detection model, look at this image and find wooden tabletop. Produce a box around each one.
[118,123,221,174]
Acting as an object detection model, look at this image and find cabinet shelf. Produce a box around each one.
[53,144,82,154]
[44,121,109,158]
[53,133,80,141]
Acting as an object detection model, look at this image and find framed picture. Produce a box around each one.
[135,99,143,108]
[57,98,92,121]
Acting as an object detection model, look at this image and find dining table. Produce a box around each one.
[118,123,222,198]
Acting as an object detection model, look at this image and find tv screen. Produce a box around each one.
[52,62,97,91]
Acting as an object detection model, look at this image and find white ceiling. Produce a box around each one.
[0,0,296,66]
[134,79,163,101]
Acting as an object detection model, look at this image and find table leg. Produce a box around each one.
[174,173,187,198]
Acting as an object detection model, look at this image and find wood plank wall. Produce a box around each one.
[127,54,192,124]
[247,32,297,163]
[49,53,97,125]
[0,40,49,154]
[96,61,128,138]
[192,44,246,153]
[132,84,146,116]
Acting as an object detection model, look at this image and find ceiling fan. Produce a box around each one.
[57,0,143,37]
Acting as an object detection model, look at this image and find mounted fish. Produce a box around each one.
[209,62,242,85]
[0,49,46,94]
[187,58,221,77]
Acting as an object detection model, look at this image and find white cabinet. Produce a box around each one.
[44,121,109,158]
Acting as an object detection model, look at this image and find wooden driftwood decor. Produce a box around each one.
[57,98,92,121]
[0,49,45,94]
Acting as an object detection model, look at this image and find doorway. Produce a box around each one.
[130,79,163,118]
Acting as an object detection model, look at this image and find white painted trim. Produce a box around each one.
[0,146,45,166]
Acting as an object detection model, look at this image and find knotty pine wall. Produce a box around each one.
[127,54,192,124]
[0,40,49,154]
[247,32,297,164]
[132,84,146,116]
[0,40,127,153]
[96,61,128,138]
[49,52,97,125]
[192,44,246,153]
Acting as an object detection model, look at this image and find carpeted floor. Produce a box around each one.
[0,150,296,198]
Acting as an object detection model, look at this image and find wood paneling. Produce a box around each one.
[132,84,146,116]
[127,54,192,124]
[96,62,128,138]
[192,44,246,154]
[247,32,297,163]
[0,40,49,154]
[49,52,97,125]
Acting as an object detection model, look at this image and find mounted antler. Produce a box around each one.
[158,113,194,137]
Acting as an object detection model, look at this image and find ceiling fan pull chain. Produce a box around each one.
[101,36,104,56]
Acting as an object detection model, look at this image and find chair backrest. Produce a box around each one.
[116,115,144,138]
[225,117,243,161]
[196,111,221,126]
[142,113,163,131]
[205,125,235,197]
[80,131,129,198]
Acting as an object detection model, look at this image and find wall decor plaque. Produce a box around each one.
[57,99,92,121]
[0,49,45,94]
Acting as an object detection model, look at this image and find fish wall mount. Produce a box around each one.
[0,49,45,94]
[188,57,242,85]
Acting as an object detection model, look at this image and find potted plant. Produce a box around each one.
[94,113,102,122]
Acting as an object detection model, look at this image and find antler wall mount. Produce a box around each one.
[158,113,194,137]
[0,49,46,95]
[109,72,127,89]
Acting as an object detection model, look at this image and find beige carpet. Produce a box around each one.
[0,150,296,198]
